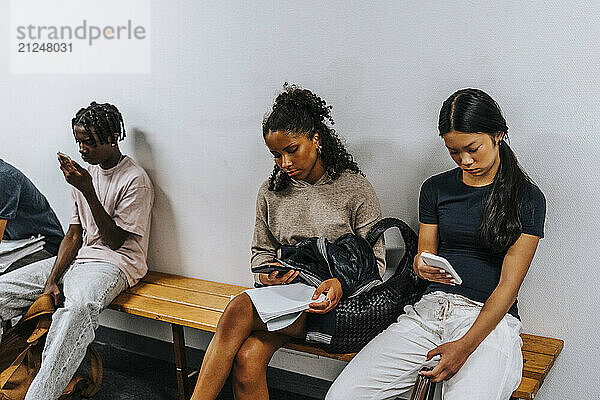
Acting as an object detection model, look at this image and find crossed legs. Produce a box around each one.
[191,293,307,400]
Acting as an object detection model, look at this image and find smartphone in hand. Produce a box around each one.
[251,263,292,276]
[57,152,73,166]
[420,252,463,285]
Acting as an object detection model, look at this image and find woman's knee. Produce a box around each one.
[231,337,271,387]
[218,293,253,329]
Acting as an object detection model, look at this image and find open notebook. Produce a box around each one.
[244,283,325,331]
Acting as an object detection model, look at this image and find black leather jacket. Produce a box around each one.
[275,218,399,298]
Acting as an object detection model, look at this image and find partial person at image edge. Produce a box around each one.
[0,159,65,271]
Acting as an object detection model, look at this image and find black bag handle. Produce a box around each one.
[365,217,418,277]
[366,217,417,254]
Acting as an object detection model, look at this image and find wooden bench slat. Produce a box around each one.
[109,293,222,332]
[521,333,564,357]
[126,282,231,313]
[522,350,554,381]
[142,271,247,297]
[512,376,540,399]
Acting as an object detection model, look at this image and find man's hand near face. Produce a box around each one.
[59,158,94,196]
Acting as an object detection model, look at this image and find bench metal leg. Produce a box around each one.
[172,324,189,400]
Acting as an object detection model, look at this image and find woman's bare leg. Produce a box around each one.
[231,313,307,400]
[231,331,289,400]
[190,293,267,400]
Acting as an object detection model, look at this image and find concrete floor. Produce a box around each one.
[90,342,317,400]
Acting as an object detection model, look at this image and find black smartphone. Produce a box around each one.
[250,263,292,275]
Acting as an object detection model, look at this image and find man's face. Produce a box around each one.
[73,125,116,165]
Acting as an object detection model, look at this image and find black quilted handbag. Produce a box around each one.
[306,217,428,354]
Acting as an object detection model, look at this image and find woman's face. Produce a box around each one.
[443,130,502,185]
[264,130,325,184]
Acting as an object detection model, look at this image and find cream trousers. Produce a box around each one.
[326,291,523,400]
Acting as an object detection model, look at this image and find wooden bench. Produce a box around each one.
[108,271,563,400]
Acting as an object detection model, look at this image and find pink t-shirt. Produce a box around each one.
[70,156,154,286]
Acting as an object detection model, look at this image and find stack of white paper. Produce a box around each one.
[0,236,46,273]
[244,283,325,331]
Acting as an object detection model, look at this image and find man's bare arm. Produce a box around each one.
[59,161,128,250]
[43,224,83,305]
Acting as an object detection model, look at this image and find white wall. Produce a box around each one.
[2,1,599,398]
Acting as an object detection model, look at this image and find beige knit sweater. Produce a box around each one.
[251,171,386,284]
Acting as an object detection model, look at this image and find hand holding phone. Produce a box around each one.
[251,263,292,275]
[252,259,299,285]
[57,152,73,166]
[420,252,462,285]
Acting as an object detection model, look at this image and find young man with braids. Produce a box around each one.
[0,159,64,274]
[0,102,154,400]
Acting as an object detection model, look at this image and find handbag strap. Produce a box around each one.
[365,217,417,254]
[365,217,418,275]
[0,345,29,389]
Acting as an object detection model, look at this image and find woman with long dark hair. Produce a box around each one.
[327,88,546,400]
[190,84,385,400]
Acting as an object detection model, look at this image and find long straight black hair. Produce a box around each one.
[438,88,531,253]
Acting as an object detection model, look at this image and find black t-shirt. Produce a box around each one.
[419,168,546,319]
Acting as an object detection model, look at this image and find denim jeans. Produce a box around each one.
[0,257,128,400]
[326,291,523,400]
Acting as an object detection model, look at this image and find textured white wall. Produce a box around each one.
[1,1,599,398]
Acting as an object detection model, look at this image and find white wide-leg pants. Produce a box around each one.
[326,291,523,400]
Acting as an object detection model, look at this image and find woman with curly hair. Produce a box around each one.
[190,84,385,400]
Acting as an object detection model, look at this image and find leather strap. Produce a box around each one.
[21,294,55,323]
[365,217,418,277]
[409,368,436,400]
[81,344,103,398]
[0,347,29,389]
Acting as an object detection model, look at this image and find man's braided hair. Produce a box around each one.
[72,102,125,145]
[262,83,361,191]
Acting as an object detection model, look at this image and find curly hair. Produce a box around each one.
[72,102,125,146]
[262,83,362,191]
